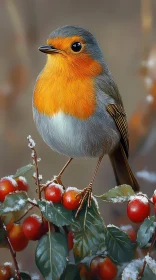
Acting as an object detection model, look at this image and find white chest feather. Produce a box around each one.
[33,108,120,158]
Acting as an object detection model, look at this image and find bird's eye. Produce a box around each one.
[71,42,82,52]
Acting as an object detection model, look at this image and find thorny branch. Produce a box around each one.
[27,135,42,200]
[0,219,21,280]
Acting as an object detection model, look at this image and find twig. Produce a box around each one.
[15,205,34,223]
[137,229,156,279]
[27,136,42,200]
[0,220,21,280]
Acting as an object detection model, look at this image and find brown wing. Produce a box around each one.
[106,103,129,158]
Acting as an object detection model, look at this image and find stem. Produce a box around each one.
[58,158,73,177]
[137,229,156,279]
[15,205,34,223]
[1,220,21,280]
[33,149,41,200]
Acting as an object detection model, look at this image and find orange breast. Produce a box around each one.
[34,53,102,119]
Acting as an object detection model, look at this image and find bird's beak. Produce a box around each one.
[39,45,59,54]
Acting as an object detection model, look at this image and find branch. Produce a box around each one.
[137,229,156,279]
[0,219,21,280]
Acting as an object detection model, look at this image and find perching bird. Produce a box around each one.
[33,25,139,213]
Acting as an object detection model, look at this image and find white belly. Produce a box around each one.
[33,108,120,158]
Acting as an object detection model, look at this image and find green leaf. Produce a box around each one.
[0,191,29,215]
[137,216,156,248]
[142,264,156,279]
[38,200,80,229]
[1,213,13,228]
[106,225,134,264]
[12,164,35,178]
[60,264,81,280]
[13,272,32,280]
[96,185,135,202]
[35,232,68,280]
[72,200,106,263]
[20,272,32,280]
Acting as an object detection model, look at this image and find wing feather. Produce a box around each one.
[107,103,129,158]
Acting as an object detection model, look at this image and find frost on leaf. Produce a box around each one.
[0,191,29,215]
[96,185,135,202]
[145,255,156,275]
[122,259,142,280]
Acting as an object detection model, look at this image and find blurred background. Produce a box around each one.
[0,0,156,278]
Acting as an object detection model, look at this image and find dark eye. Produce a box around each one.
[71,42,82,52]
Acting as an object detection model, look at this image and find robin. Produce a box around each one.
[33,25,139,214]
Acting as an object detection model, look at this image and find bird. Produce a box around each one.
[33,25,139,214]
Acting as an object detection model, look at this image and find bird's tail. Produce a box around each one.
[109,143,139,192]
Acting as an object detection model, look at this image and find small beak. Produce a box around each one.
[39,45,59,54]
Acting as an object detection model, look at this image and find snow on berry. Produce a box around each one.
[49,183,64,194]
[66,186,80,192]
[18,176,27,184]
[130,195,149,205]
[30,214,42,223]
[3,176,18,187]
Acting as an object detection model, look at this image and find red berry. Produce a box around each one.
[90,256,102,278]
[23,214,42,241]
[154,204,156,213]
[8,224,29,252]
[45,183,63,203]
[120,225,137,242]
[39,219,53,239]
[127,196,150,223]
[0,264,13,280]
[152,192,156,204]
[16,176,29,192]
[68,231,74,250]
[0,177,18,202]
[62,188,81,210]
[78,264,91,280]
[99,257,118,280]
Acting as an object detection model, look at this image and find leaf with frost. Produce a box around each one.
[137,216,156,248]
[13,164,35,178]
[96,185,135,202]
[122,260,142,279]
[38,200,80,229]
[144,255,156,275]
[0,191,29,215]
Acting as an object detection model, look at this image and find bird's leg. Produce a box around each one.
[54,157,73,185]
[75,155,103,217]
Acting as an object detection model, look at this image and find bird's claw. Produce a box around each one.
[75,184,92,218]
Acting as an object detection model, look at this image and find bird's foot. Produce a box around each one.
[75,183,92,218]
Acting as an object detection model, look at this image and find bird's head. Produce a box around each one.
[39,25,104,77]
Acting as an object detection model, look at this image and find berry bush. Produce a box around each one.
[0,136,156,280]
